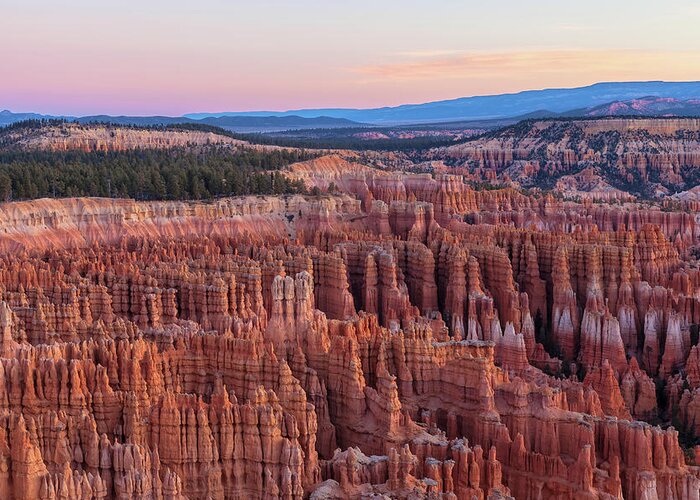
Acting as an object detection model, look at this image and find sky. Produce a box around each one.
[2,0,700,116]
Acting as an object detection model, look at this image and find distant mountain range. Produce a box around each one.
[0,111,362,132]
[184,81,700,124]
[567,96,700,117]
[4,81,700,130]
[0,111,53,126]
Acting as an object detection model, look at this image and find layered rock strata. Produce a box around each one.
[0,186,697,499]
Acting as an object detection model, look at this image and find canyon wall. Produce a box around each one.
[433,118,700,198]
[0,166,698,499]
[0,123,246,152]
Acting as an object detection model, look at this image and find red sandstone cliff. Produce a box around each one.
[0,175,696,499]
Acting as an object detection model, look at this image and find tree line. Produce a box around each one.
[0,147,312,201]
[236,131,461,151]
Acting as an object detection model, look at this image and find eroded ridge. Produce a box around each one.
[0,181,698,499]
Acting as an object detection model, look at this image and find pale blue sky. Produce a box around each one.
[2,0,699,114]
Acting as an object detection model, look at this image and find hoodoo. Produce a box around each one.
[0,168,695,498]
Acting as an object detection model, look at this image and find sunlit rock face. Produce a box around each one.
[0,161,700,500]
[0,122,247,152]
[437,117,700,200]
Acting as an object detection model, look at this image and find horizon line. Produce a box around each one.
[3,79,700,118]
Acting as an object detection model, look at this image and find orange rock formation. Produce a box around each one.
[0,161,699,499]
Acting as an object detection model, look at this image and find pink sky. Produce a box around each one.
[3,1,700,115]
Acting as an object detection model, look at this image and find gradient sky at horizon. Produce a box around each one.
[3,0,700,115]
